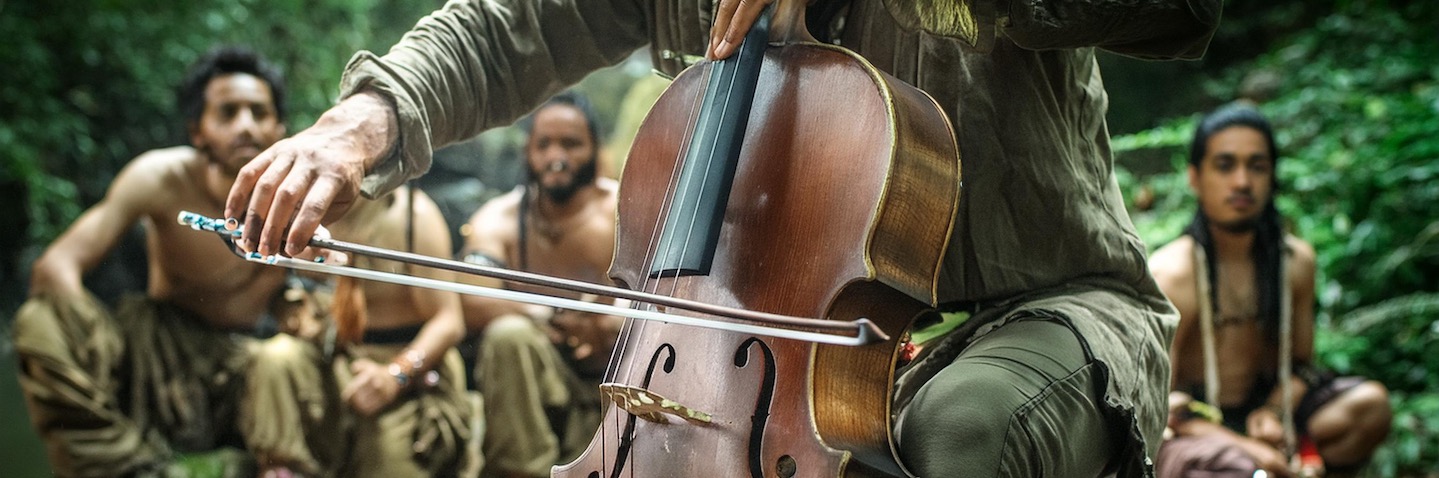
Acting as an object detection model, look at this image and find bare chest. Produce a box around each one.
[146,215,285,327]
[510,219,614,288]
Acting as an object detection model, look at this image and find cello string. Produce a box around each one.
[626,37,755,476]
[601,54,714,472]
[666,35,754,301]
[618,63,711,381]
[602,53,711,390]
[608,7,765,464]
[617,60,712,383]
[611,40,748,476]
[617,62,712,404]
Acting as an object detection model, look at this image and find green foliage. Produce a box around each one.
[1373,391,1439,478]
[1116,1,1439,474]
[1319,295,1439,476]
[0,0,444,244]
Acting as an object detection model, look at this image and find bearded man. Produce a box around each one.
[458,91,623,478]
[15,46,288,477]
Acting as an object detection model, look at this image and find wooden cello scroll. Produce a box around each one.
[554,4,961,477]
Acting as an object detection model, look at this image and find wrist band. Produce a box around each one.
[402,349,425,370]
[388,362,411,388]
[1182,400,1223,424]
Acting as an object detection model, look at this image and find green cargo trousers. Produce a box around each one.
[11,294,254,477]
[896,318,1117,477]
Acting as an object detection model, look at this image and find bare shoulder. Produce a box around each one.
[1149,236,1197,285]
[591,177,621,213]
[595,177,621,197]
[404,188,448,228]
[401,188,453,252]
[467,188,521,229]
[1149,236,1198,313]
[1285,233,1317,280]
[119,146,194,183]
[1284,234,1316,267]
[404,187,443,218]
[464,187,523,250]
[108,146,197,204]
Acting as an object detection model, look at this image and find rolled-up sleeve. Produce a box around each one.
[338,0,650,197]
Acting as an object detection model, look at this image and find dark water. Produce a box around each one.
[1,331,54,477]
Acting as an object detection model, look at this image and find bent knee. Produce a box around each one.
[12,296,119,361]
[1309,380,1394,440]
[1349,381,1391,410]
[896,366,1034,475]
[481,315,546,351]
[11,299,65,350]
[249,335,320,376]
[1326,380,1392,420]
[1343,381,1393,432]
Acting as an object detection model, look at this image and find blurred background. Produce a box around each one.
[1,0,1435,476]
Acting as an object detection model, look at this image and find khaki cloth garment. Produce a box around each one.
[1155,434,1260,478]
[475,315,602,477]
[335,0,1220,474]
[242,334,472,477]
[12,294,255,477]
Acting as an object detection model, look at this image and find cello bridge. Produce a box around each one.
[599,383,712,425]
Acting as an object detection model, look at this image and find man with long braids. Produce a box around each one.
[1151,105,1391,477]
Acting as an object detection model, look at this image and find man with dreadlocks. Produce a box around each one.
[457,91,621,478]
[1150,105,1392,477]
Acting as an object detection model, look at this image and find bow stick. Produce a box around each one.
[179,211,886,346]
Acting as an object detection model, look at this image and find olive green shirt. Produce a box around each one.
[336,0,1220,473]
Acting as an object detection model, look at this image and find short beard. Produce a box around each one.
[202,146,245,176]
[529,157,598,204]
[1212,216,1259,234]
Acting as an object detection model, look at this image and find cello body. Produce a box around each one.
[554,41,960,478]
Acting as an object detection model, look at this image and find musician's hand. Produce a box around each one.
[226,91,398,258]
[708,0,775,60]
[342,358,403,417]
[281,225,349,266]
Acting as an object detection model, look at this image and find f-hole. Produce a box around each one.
[734,337,777,478]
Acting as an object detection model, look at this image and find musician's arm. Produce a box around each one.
[1000,0,1221,59]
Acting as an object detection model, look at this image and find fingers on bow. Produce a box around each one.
[228,149,341,258]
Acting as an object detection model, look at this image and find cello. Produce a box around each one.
[555,3,962,476]
[180,2,959,474]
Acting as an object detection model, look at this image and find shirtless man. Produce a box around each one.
[459,91,622,477]
[242,185,473,477]
[13,46,288,477]
[1150,105,1391,477]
